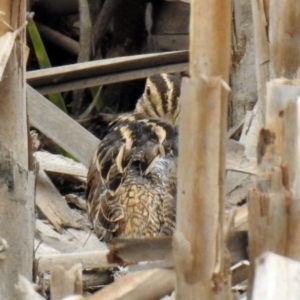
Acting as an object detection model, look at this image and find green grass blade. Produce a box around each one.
[27,16,75,158]
[90,86,104,111]
[27,17,67,113]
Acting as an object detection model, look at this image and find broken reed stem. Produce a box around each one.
[87,268,175,300]
[175,2,231,298]
[189,2,231,79]
[252,252,300,299]
[251,0,270,114]
[248,79,300,296]
[269,0,300,79]
[36,22,80,56]
[37,250,116,274]
[50,264,83,300]
[0,1,36,299]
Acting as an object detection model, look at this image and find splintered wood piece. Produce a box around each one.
[34,151,88,178]
[0,26,25,81]
[248,169,289,288]
[27,85,100,167]
[233,204,248,232]
[231,260,249,287]
[107,237,172,264]
[50,264,82,300]
[37,251,116,274]
[249,168,288,257]
[263,79,300,263]
[246,78,300,297]
[87,268,175,300]
[107,232,247,268]
[252,252,300,299]
[36,170,84,232]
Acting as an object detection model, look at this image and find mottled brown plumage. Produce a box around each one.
[86,74,180,241]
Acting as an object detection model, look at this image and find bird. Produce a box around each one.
[86,73,180,242]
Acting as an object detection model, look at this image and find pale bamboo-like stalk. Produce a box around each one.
[247,1,300,295]
[174,0,231,299]
[50,264,83,300]
[240,0,270,160]
[252,252,300,299]
[269,0,300,78]
[248,79,300,296]
[0,0,28,168]
[0,0,35,298]
[251,0,270,113]
[87,269,175,300]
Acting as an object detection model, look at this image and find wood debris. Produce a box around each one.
[0,20,26,81]
[37,250,114,274]
[36,169,85,232]
[34,151,88,179]
[35,220,104,255]
[27,51,188,94]
[27,85,100,167]
[50,264,83,300]
[15,275,47,300]
[87,268,175,300]
[252,252,300,299]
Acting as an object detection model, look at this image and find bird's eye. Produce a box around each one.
[146,86,151,97]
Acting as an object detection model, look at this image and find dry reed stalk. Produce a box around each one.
[174,0,231,299]
[0,1,36,298]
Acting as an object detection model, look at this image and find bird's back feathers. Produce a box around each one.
[86,73,180,241]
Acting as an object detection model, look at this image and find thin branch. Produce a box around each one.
[93,0,120,51]
[72,0,92,115]
[36,22,79,56]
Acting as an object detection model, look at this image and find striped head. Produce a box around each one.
[134,73,181,124]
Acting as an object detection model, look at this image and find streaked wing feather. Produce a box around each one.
[160,156,177,236]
